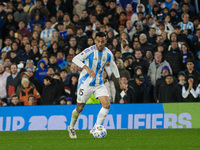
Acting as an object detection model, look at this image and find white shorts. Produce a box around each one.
[77,84,109,103]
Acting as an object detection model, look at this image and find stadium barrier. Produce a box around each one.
[0,103,199,131]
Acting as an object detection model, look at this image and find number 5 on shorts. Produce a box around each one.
[79,89,84,96]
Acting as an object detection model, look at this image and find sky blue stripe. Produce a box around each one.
[87,51,94,69]
[99,65,105,85]
[77,73,89,90]
[89,51,102,86]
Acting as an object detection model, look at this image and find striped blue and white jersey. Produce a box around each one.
[40,28,55,44]
[72,45,120,89]
[178,21,194,33]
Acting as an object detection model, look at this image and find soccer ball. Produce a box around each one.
[92,125,107,138]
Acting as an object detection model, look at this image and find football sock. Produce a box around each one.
[70,108,80,128]
[96,107,109,125]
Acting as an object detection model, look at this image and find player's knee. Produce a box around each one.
[103,103,110,109]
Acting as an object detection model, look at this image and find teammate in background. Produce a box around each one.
[68,32,127,138]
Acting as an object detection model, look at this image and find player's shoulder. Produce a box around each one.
[104,47,112,53]
[82,45,95,55]
[104,47,113,55]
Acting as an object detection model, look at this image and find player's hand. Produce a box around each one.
[83,65,95,78]
[157,99,159,103]
[88,68,95,78]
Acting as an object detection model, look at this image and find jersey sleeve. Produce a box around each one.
[109,52,120,79]
[72,48,92,68]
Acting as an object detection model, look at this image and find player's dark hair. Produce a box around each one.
[96,32,106,38]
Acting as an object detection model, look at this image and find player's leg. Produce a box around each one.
[70,103,85,128]
[96,96,110,126]
[68,85,93,138]
[68,103,85,139]
[90,85,110,134]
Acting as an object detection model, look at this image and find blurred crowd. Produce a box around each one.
[0,0,200,106]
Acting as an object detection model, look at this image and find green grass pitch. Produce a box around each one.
[0,129,200,150]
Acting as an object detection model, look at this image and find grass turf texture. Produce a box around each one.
[0,129,199,150]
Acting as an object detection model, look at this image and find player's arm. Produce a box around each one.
[109,53,128,92]
[72,49,95,78]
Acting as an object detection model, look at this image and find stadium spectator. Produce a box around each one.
[3,57,12,67]
[19,78,41,106]
[6,63,21,98]
[0,98,7,106]
[30,0,50,20]
[0,64,10,102]
[14,2,30,25]
[0,51,7,65]
[154,66,173,102]
[16,71,36,97]
[132,50,149,75]
[17,20,32,39]
[28,12,45,32]
[35,59,48,84]
[9,94,21,106]
[57,22,68,43]
[177,71,186,88]
[179,3,194,20]
[57,95,72,105]
[57,51,67,69]
[30,45,41,65]
[0,2,6,22]
[48,54,61,72]
[60,69,68,84]
[76,26,88,50]
[133,66,151,92]
[181,43,195,70]
[125,4,134,20]
[20,43,33,62]
[124,20,136,41]
[42,75,63,105]
[196,51,200,72]
[40,20,55,47]
[28,95,36,106]
[2,12,18,39]
[79,9,89,29]
[51,30,64,47]
[115,76,128,104]
[128,74,150,103]
[182,74,200,102]
[1,36,12,53]
[63,13,76,34]
[65,63,79,84]
[148,52,172,86]
[184,59,200,84]
[64,73,78,104]
[111,59,131,89]
[103,70,116,103]
[27,68,43,95]
[178,13,194,33]
[9,50,20,64]
[50,0,67,17]
[47,66,55,77]
[158,74,182,103]
[165,41,182,76]
[24,0,36,16]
